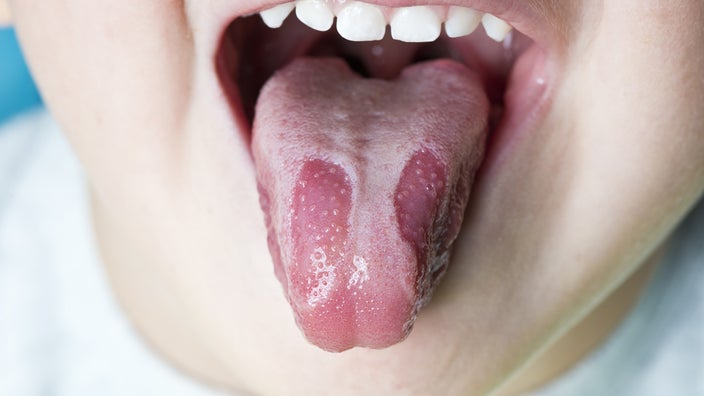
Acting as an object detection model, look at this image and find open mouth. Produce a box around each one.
[215,0,553,352]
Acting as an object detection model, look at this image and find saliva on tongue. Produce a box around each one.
[252,57,489,352]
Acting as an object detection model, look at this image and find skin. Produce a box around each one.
[4,0,704,395]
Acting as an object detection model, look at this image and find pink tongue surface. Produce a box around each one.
[252,57,489,352]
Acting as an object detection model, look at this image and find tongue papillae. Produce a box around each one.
[252,57,489,352]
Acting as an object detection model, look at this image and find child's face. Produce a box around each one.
[8,0,704,394]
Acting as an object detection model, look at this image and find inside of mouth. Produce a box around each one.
[216,12,536,128]
[213,11,540,351]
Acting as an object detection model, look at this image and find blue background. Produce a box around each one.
[0,27,42,125]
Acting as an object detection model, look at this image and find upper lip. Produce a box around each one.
[202,0,563,58]
[354,0,559,44]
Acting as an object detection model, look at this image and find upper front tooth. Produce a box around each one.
[445,6,481,38]
[481,13,512,42]
[390,6,441,43]
[336,2,386,42]
[260,2,295,28]
[295,0,334,31]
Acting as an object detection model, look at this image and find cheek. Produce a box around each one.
[484,0,704,262]
[506,1,704,287]
[570,1,704,234]
[527,0,704,308]
[443,2,704,382]
[11,0,194,193]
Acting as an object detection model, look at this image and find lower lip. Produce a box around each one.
[479,44,552,179]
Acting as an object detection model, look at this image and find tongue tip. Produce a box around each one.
[291,292,422,353]
[303,327,416,353]
[299,324,415,353]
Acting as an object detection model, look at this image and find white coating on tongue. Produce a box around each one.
[252,57,489,352]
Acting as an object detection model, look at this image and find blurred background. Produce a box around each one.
[0,27,42,125]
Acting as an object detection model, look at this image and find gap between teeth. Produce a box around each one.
[259,1,513,43]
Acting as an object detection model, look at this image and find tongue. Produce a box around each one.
[252,57,489,352]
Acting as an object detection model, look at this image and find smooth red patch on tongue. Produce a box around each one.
[252,57,489,351]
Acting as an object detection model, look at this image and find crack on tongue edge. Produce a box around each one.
[395,149,472,328]
[257,183,288,290]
